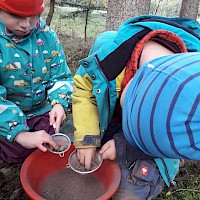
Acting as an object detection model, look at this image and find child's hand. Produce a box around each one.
[15,130,58,151]
[99,139,116,160]
[77,148,96,170]
[49,104,66,132]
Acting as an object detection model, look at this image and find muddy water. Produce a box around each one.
[40,168,105,200]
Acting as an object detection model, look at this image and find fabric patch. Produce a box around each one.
[130,160,159,184]
[140,165,149,176]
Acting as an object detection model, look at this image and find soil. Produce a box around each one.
[40,168,105,200]
[1,155,200,200]
[0,158,29,200]
[0,116,75,200]
[69,151,102,173]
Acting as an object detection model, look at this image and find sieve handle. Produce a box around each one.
[53,123,57,133]
[66,163,70,168]
[59,152,64,157]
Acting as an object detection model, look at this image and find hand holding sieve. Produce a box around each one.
[66,150,103,174]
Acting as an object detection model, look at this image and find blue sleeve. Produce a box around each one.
[0,85,29,141]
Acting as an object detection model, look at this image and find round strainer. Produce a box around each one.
[67,150,103,174]
[46,133,71,157]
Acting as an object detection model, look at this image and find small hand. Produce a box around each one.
[77,148,96,170]
[99,139,116,160]
[49,104,66,132]
[15,130,58,152]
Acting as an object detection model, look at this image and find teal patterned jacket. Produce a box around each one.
[0,18,73,142]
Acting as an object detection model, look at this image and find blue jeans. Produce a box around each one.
[102,122,165,200]
[112,161,165,200]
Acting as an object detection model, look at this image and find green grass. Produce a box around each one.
[43,6,106,39]
[156,164,200,199]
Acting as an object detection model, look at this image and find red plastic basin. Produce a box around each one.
[20,145,121,200]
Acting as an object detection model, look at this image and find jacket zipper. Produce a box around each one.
[94,55,110,121]
[160,158,177,190]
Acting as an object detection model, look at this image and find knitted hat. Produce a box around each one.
[123,52,200,160]
[0,0,45,17]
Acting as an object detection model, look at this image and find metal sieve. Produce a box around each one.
[66,150,103,174]
[46,133,71,157]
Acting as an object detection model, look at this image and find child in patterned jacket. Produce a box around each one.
[0,0,73,163]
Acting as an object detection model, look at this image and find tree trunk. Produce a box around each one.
[179,0,200,19]
[106,0,151,31]
[46,0,55,26]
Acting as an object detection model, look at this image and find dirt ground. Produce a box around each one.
[1,156,200,200]
[1,115,200,200]
[0,116,75,200]
[0,158,29,200]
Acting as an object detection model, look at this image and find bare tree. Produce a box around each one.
[46,0,55,26]
[179,0,200,19]
[106,0,151,30]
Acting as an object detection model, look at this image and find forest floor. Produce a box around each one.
[1,152,200,200]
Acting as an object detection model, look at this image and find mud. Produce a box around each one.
[40,168,105,200]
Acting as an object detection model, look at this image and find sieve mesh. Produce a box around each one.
[46,133,71,155]
[68,150,103,174]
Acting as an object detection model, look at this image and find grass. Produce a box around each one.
[58,34,93,74]
[156,162,200,199]
[44,6,106,39]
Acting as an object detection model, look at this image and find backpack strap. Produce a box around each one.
[121,30,188,92]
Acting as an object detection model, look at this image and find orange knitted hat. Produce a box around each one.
[0,0,45,17]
